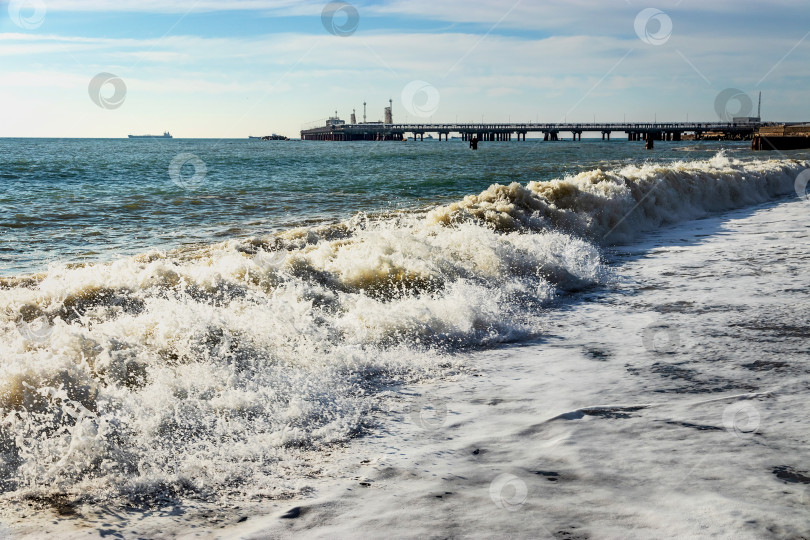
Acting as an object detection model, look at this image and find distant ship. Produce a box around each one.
[249,134,289,141]
[128,131,173,139]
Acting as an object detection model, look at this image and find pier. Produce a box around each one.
[300,121,773,142]
[752,123,810,150]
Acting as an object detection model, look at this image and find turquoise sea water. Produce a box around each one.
[0,137,766,276]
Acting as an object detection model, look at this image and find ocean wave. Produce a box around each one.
[428,152,805,242]
[0,152,804,507]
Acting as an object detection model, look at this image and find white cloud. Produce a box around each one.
[34,0,314,14]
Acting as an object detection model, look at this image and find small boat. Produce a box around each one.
[129,131,172,139]
[248,136,262,140]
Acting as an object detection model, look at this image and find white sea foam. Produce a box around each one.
[0,153,805,508]
[429,151,805,242]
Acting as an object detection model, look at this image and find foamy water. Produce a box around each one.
[1,150,807,515]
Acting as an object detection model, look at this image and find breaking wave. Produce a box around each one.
[0,152,805,507]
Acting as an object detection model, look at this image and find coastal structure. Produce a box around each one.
[301,119,771,142]
[752,124,810,150]
[301,98,808,145]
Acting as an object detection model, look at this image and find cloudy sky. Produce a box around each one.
[1,0,809,137]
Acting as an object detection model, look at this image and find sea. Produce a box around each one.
[0,138,808,537]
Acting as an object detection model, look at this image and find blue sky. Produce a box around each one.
[1,0,809,137]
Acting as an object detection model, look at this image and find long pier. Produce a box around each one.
[301,121,775,142]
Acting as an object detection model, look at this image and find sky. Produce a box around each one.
[1,0,809,138]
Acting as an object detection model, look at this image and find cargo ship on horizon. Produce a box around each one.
[128,131,173,139]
